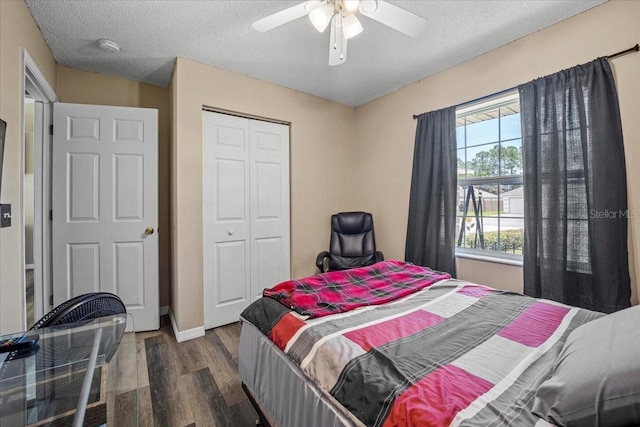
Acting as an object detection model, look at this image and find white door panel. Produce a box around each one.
[216,241,247,303]
[68,243,100,295]
[250,120,290,301]
[254,237,284,297]
[203,112,251,329]
[114,154,144,220]
[114,241,145,306]
[203,112,290,329]
[67,153,100,222]
[53,103,158,331]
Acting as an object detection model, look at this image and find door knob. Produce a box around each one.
[228,229,234,235]
[145,227,154,235]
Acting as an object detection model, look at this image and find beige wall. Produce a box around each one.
[55,66,172,308]
[0,0,57,334]
[354,0,640,303]
[456,258,524,294]
[172,58,358,330]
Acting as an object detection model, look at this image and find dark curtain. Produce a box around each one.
[520,58,630,313]
[405,107,457,276]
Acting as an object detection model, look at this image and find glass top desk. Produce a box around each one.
[0,314,138,426]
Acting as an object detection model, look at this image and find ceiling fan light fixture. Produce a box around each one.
[343,0,360,12]
[252,0,427,66]
[309,3,335,32]
[304,0,324,12]
[359,0,378,15]
[342,14,363,39]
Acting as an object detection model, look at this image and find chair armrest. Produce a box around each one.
[375,251,384,263]
[316,251,330,273]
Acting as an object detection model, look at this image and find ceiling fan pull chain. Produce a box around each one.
[331,14,337,50]
[336,10,344,61]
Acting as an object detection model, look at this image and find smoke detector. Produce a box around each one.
[98,39,120,53]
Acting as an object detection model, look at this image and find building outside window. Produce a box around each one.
[455,92,523,260]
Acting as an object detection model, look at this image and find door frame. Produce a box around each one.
[21,49,58,329]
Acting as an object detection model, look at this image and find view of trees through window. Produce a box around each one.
[456,94,524,256]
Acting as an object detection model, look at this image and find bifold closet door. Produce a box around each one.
[249,119,291,301]
[202,111,290,329]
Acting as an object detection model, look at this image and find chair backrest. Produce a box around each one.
[328,211,378,271]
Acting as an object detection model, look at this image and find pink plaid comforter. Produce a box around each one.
[263,260,451,318]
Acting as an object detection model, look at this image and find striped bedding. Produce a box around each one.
[241,262,603,427]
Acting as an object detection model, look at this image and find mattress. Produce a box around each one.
[238,320,363,427]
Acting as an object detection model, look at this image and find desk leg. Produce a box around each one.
[72,328,103,427]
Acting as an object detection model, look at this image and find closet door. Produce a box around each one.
[203,112,251,329]
[250,120,290,300]
[203,111,290,329]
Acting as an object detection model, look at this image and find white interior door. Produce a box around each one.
[52,103,159,331]
[250,120,290,299]
[203,111,290,330]
[203,112,251,329]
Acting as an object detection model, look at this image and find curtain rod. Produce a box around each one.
[607,43,639,60]
[412,43,640,120]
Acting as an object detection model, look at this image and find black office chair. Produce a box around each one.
[315,211,384,273]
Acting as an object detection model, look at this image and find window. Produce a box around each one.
[455,92,523,260]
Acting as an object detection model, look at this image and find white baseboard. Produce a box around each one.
[168,307,205,343]
[159,306,169,316]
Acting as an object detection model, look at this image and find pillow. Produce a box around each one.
[532,305,640,426]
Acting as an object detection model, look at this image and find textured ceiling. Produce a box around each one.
[25,0,605,107]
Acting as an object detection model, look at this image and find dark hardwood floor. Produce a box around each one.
[134,316,259,427]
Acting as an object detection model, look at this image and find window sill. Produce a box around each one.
[455,251,523,267]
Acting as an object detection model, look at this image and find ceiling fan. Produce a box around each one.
[252,0,427,66]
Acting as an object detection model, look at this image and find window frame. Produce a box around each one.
[455,91,524,263]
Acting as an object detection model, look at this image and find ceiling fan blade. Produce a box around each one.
[329,21,348,66]
[359,0,427,37]
[252,1,323,32]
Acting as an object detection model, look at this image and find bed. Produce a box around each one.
[239,260,640,427]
